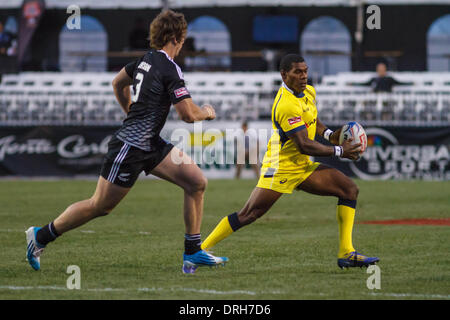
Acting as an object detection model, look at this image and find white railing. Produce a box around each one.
[1,72,449,126]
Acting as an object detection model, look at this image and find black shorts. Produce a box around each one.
[100,136,174,188]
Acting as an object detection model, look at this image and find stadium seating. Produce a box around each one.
[0,71,449,125]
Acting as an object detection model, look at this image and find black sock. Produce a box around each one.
[228,212,242,231]
[36,221,60,246]
[184,233,201,255]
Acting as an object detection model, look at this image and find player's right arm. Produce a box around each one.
[174,99,215,123]
[112,64,135,114]
[276,101,360,160]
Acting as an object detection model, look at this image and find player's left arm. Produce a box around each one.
[316,118,341,145]
[312,84,341,145]
[164,64,215,123]
[112,67,133,114]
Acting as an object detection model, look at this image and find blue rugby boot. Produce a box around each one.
[338,251,379,269]
[25,227,45,271]
[182,250,229,274]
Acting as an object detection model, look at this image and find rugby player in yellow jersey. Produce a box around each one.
[201,54,379,269]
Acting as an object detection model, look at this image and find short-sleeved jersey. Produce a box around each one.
[260,83,318,173]
[115,49,191,151]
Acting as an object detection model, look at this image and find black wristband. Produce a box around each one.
[324,129,333,141]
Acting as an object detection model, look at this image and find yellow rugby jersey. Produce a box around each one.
[261,83,318,173]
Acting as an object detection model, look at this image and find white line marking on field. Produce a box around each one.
[2,286,448,299]
[0,286,67,291]
[173,288,257,295]
[80,230,95,234]
[137,287,162,292]
[367,292,450,299]
[0,285,280,296]
[86,288,125,292]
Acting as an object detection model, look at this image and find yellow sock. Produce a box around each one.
[201,213,241,250]
[336,200,356,258]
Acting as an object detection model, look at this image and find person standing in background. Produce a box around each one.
[235,121,260,179]
[348,62,413,93]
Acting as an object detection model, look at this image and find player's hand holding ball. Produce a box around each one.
[338,121,367,161]
[329,127,342,146]
[202,104,216,121]
[340,138,362,161]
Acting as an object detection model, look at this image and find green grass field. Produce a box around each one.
[0,178,449,300]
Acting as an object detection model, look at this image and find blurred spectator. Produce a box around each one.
[235,121,260,179]
[129,18,149,50]
[348,62,413,92]
[4,17,18,56]
[0,21,12,56]
[7,39,17,56]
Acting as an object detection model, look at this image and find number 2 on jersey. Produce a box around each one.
[132,72,144,102]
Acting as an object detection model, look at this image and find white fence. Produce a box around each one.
[0,71,449,126]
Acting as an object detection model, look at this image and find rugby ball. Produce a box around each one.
[338,121,367,156]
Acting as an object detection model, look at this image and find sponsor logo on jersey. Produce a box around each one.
[174,87,189,98]
[304,118,316,128]
[137,61,151,72]
[288,116,302,125]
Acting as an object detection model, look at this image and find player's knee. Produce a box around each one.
[186,175,207,194]
[343,183,359,201]
[200,176,208,190]
[89,198,114,217]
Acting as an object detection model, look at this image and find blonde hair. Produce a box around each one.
[149,10,187,49]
